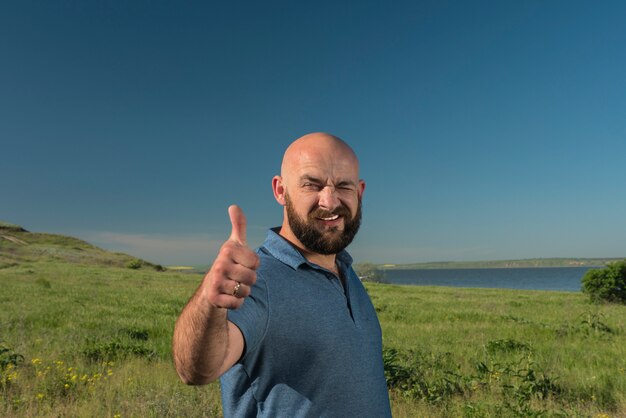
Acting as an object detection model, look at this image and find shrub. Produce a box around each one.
[0,343,24,370]
[125,259,143,269]
[581,260,626,304]
[383,348,465,402]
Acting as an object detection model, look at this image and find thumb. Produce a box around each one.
[228,205,247,246]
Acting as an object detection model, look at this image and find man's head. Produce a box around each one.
[272,133,365,256]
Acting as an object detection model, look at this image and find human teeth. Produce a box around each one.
[320,215,339,221]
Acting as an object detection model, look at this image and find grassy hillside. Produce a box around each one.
[1,224,625,417]
[0,223,163,271]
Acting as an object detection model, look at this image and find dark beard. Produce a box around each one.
[285,193,362,255]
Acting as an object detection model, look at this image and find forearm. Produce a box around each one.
[172,206,258,384]
[172,288,230,385]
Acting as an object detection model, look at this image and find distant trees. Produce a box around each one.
[581,259,626,304]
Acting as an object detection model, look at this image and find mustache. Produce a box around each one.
[308,205,351,219]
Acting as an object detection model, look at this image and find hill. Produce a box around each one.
[0,221,163,271]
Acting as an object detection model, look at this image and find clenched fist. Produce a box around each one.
[203,205,260,309]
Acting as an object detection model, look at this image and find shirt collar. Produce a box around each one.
[261,227,353,271]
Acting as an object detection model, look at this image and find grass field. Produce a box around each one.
[1,226,625,417]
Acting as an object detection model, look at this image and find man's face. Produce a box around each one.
[275,134,366,255]
[285,191,362,255]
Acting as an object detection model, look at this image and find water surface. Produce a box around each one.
[383,267,598,292]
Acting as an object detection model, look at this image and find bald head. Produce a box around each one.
[280,132,360,180]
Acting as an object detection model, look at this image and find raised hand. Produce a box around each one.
[203,205,259,309]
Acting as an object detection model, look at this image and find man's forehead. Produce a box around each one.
[298,172,358,185]
[293,158,359,180]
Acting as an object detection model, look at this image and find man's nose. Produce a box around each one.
[318,186,341,211]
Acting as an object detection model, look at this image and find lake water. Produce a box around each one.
[383,267,599,292]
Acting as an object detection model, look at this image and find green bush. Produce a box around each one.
[125,259,143,269]
[0,343,24,370]
[581,260,626,304]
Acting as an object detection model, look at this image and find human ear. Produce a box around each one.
[272,176,286,206]
[358,179,366,198]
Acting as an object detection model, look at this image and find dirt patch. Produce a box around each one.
[0,235,28,245]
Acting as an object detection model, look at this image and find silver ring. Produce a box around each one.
[232,281,242,297]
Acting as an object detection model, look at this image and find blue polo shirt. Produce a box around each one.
[220,228,391,417]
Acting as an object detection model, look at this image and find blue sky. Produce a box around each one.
[2,1,625,265]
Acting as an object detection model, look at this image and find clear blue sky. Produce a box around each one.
[2,1,625,265]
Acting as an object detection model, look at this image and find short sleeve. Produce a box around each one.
[226,270,269,359]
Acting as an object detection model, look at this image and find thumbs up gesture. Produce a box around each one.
[203,205,260,309]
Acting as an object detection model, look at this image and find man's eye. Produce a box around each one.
[303,183,320,190]
[336,185,356,193]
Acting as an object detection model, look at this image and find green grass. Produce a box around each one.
[373,284,626,416]
[1,225,625,417]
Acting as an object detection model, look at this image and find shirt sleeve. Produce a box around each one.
[226,270,269,360]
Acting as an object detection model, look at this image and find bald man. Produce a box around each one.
[173,133,392,417]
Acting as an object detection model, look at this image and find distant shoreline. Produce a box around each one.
[376,257,624,270]
[187,258,625,274]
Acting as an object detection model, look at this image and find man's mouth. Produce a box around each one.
[318,214,340,221]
